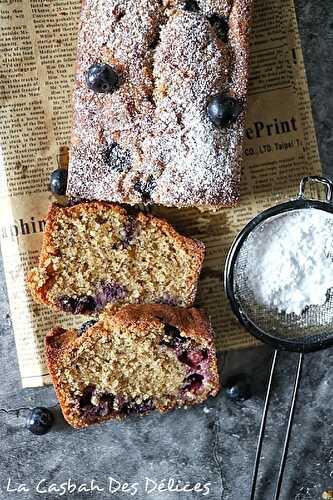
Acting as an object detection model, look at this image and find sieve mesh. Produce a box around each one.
[232,208,333,346]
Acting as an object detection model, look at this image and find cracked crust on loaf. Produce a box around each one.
[67,0,253,210]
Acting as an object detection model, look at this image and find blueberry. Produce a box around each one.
[133,175,157,203]
[160,324,187,349]
[209,15,229,43]
[67,197,87,207]
[119,219,137,249]
[50,169,68,196]
[184,0,200,11]
[95,396,115,417]
[86,63,119,94]
[78,319,97,336]
[79,387,115,418]
[165,324,182,337]
[225,374,251,401]
[178,349,208,367]
[76,296,97,314]
[183,373,204,392]
[83,395,115,418]
[102,142,132,173]
[207,95,242,128]
[156,294,177,306]
[58,296,78,313]
[57,295,97,315]
[26,407,54,435]
[121,399,154,416]
[79,385,96,408]
[95,282,127,309]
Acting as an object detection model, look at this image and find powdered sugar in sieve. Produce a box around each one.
[243,209,333,316]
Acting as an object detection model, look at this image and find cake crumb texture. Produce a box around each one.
[45,304,220,428]
[27,202,205,315]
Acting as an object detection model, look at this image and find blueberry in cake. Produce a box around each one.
[45,304,220,428]
[67,0,253,210]
[27,202,205,315]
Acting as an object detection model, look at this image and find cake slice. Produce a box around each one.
[45,304,220,428]
[67,0,253,210]
[28,202,204,315]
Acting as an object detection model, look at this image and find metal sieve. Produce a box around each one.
[224,175,333,500]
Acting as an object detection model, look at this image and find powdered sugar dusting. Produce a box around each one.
[67,0,252,209]
[246,209,333,316]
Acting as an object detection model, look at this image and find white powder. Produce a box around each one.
[245,209,333,315]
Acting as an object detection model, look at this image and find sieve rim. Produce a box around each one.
[224,197,333,353]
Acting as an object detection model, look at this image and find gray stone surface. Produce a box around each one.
[1,1,333,499]
[295,1,333,177]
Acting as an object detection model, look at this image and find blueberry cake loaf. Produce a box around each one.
[67,0,252,210]
[27,202,204,315]
[45,304,219,428]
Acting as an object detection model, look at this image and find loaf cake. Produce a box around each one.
[45,304,220,428]
[67,0,252,210]
[28,202,205,315]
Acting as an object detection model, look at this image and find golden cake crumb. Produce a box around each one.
[45,304,220,428]
[28,202,205,315]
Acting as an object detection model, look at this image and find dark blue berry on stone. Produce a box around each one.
[86,63,119,94]
[209,15,229,43]
[50,169,68,196]
[184,0,200,12]
[225,374,251,401]
[26,407,54,435]
[207,95,242,128]
[78,319,97,336]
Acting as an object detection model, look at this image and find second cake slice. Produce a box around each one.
[28,202,204,315]
[45,304,219,428]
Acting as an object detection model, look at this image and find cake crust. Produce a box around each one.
[45,304,220,428]
[27,201,205,315]
[67,0,253,210]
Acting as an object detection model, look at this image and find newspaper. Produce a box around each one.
[0,0,322,388]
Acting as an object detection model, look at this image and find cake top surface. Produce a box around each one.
[67,0,251,208]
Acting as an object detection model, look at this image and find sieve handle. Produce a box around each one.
[299,175,333,203]
[250,352,304,500]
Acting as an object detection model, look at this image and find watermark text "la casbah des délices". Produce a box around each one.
[5,477,211,497]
